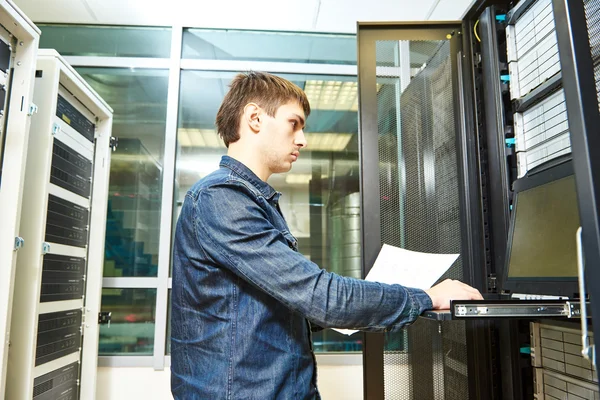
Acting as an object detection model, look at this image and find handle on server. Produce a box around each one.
[576,227,596,366]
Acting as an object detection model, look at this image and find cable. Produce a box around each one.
[474,19,481,42]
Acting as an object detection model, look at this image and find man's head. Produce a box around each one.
[216,72,311,180]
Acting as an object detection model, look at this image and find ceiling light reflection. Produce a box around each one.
[178,129,354,152]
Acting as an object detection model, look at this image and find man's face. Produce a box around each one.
[259,101,307,176]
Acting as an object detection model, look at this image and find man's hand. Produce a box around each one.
[425,279,483,310]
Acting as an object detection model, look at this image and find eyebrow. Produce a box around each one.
[291,113,306,129]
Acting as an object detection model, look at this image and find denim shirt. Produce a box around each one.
[170,156,433,400]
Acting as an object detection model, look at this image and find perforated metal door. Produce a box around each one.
[584,0,600,109]
[358,24,470,400]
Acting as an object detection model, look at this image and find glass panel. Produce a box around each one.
[77,68,169,277]
[173,70,361,352]
[376,41,447,68]
[39,25,172,58]
[182,29,356,64]
[99,288,157,355]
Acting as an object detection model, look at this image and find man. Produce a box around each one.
[170,71,482,399]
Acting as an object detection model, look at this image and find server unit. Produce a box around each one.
[506,0,571,176]
[531,322,598,399]
[6,49,113,400]
[0,1,40,397]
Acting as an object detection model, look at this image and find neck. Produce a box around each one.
[227,144,271,181]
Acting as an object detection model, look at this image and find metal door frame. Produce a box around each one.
[553,0,600,381]
[357,21,490,399]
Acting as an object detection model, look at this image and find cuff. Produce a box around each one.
[405,287,434,322]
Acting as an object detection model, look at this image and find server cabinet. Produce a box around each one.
[456,4,599,399]
[357,0,599,398]
[6,49,113,400]
[0,1,40,397]
[357,23,484,400]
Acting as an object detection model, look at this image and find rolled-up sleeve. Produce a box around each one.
[193,182,433,332]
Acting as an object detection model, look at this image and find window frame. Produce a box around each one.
[56,25,369,370]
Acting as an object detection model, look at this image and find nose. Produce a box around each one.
[295,130,307,149]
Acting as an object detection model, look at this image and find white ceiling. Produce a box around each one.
[13,0,476,33]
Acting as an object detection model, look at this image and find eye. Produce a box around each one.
[290,120,297,128]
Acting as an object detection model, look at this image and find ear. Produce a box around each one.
[243,103,262,133]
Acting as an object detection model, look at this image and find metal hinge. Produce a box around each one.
[98,311,112,328]
[51,123,61,136]
[487,274,497,292]
[109,136,118,151]
[41,242,50,255]
[14,236,24,251]
[27,103,38,116]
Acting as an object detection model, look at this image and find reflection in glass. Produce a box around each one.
[39,25,172,58]
[182,29,356,65]
[77,68,169,277]
[173,70,362,352]
[99,288,157,355]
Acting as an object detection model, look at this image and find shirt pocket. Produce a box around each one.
[281,230,299,252]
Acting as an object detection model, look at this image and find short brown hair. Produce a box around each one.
[215,71,311,147]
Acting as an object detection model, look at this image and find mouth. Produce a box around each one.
[291,151,300,161]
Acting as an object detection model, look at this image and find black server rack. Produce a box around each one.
[357,0,600,398]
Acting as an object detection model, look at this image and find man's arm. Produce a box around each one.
[195,182,480,331]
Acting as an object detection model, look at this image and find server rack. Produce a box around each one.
[0,2,40,397]
[6,49,113,400]
[465,1,599,398]
[357,0,599,398]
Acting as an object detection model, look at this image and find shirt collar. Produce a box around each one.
[219,155,280,201]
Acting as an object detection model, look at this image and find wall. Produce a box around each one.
[96,359,363,400]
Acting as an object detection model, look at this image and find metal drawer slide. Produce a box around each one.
[450,299,589,319]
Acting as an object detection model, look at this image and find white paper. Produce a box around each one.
[332,244,459,336]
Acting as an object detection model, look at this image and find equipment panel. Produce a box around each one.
[41,254,86,302]
[506,0,572,176]
[56,94,95,143]
[531,322,597,383]
[50,140,92,198]
[507,0,560,99]
[531,322,598,399]
[514,89,571,175]
[33,361,79,400]
[35,310,82,366]
[45,194,90,248]
[46,194,89,226]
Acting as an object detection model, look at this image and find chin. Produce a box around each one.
[275,164,293,174]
